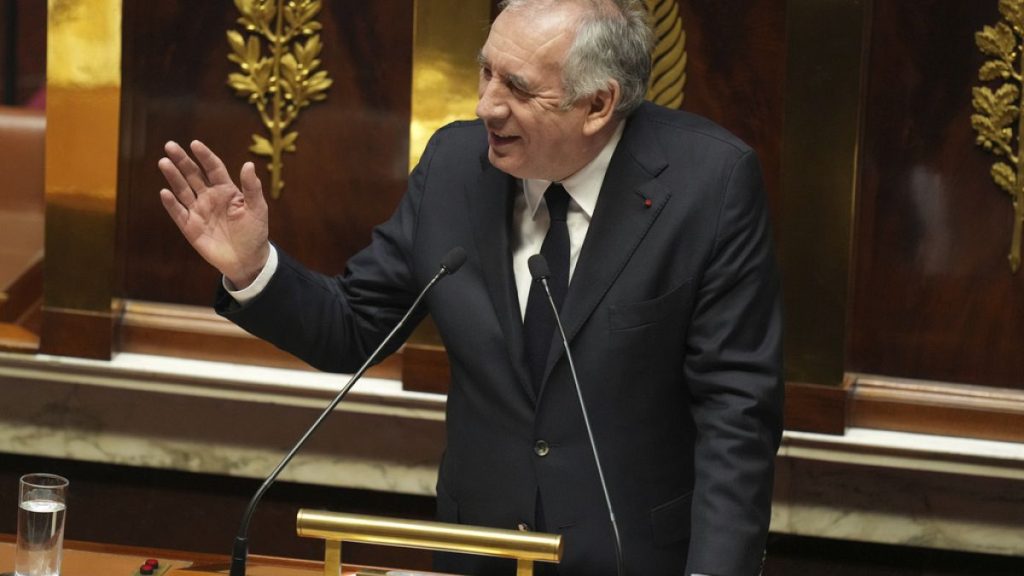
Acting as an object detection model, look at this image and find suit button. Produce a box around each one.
[534,440,550,457]
[517,522,531,531]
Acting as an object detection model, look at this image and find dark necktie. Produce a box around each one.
[523,183,571,392]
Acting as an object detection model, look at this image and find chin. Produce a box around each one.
[487,150,526,178]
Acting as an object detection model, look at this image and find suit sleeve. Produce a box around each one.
[683,150,784,576]
[213,130,446,373]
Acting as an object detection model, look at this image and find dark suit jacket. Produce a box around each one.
[217,102,784,576]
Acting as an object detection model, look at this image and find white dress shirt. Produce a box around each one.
[511,122,623,318]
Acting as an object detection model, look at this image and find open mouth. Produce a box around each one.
[489,132,520,146]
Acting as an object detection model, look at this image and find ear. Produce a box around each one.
[581,79,621,136]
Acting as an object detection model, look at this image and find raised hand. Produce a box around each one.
[158,140,270,288]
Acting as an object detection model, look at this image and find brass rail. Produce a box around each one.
[297,509,562,576]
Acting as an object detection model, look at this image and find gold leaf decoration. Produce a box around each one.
[993,162,1017,194]
[227,0,332,199]
[644,0,687,108]
[972,0,1024,272]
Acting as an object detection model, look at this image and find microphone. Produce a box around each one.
[528,254,624,576]
[230,246,467,576]
[440,245,467,276]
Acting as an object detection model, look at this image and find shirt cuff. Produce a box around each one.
[223,244,278,305]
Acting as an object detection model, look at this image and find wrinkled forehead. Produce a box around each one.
[481,2,583,71]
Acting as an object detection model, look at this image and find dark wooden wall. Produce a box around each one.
[0,0,11,103]
[851,0,1024,390]
[0,0,45,106]
[116,0,413,307]
[678,0,787,235]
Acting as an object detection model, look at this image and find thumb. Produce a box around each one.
[239,162,265,206]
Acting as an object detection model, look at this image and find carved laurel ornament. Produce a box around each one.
[227,0,332,199]
[972,0,1024,272]
[644,0,687,108]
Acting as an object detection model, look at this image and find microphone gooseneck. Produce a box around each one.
[230,246,466,576]
[528,254,624,576]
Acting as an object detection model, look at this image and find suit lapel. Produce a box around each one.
[539,109,672,391]
[467,154,536,401]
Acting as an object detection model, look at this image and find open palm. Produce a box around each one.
[158,140,270,288]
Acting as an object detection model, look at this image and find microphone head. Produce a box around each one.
[528,254,550,280]
[440,246,467,275]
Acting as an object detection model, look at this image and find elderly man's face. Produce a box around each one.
[476,4,596,181]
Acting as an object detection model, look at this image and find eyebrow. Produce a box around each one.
[477,51,535,95]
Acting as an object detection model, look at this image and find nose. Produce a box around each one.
[476,78,509,123]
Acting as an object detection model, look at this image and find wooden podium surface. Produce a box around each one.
[0,537,393,576]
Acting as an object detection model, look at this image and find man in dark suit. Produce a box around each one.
[158,1,783,574]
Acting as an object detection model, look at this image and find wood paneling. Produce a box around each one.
[117,1,413,308]
[780,0,868,387]
[13,0,44,105]
[679,0,786,229]
[400,342,450,395]
[116,300,401,379]
[850,375,1024,443]
[1,1,12,103]
[0,103,44,344]
[784,380,850,435]
[39,306,113,360]
[0,0,46,106]
[851,1,1024,390]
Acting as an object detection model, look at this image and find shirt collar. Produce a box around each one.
[523,121,626,221]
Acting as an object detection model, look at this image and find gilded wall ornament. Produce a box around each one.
[645,0,687,108]
[972,0,1024,272]
[227,0,332,199]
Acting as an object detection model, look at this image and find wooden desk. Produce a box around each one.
[0,537,412,576]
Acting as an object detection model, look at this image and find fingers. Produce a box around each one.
[158,154,195,209]
[190,140,234,187]
[239,161,266,208]
[158,188,189,231]
[159,140,263,219]
[163,140,209,196]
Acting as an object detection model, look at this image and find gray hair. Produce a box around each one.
[499,0,653,116]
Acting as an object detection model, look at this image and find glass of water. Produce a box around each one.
[15,473,68,576]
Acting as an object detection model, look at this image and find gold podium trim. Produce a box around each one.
[296,509,562,576]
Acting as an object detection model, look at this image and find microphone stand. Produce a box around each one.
[529,254,624,576]
[230,247,466,576]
